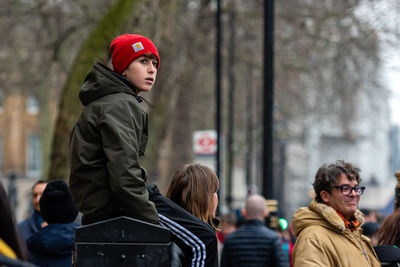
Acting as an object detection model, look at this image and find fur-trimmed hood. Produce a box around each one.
[292,199,365,236]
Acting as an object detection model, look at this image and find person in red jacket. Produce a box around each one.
[216,213,237,260]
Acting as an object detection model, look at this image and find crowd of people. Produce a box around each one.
[1,32,400,267]
[1,160,399,266]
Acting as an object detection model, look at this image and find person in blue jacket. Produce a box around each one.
[27,180,79,267]
[18,181,47,246]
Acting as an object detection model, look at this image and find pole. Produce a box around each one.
[215,0,222,212]
[226,4,236,210]
[246,63,253,196]
[262,0,275,199]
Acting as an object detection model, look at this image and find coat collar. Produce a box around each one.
[309,199,365,233]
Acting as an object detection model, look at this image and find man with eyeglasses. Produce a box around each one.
[291,160,380,266]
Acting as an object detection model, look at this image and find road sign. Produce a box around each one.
[193,130,217,155]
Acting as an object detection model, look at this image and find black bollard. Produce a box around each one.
[74,216,171,267]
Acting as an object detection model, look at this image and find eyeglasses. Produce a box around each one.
[332,184,366,196]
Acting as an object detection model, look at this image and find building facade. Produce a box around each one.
[0,92,41,179]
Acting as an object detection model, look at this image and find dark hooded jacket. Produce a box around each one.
[69,62,158,225]
[373,245,400,267]
[26,223,78,267]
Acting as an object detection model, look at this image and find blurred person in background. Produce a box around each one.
[360,208,380,223]
[27,180,79,267]
[220,194,289,267]
[373,210,400,267]
[216,213,237,260]
[277,219,294,267]
[0,182,36,267]
[18,181,48,246]
[292,160,380,266]
[362,221,380,246]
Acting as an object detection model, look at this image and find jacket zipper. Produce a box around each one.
[136,96,153,109]
[352,232,371,267]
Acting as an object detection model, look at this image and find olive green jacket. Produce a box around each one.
[69,62,158,225]
[292,200,380,267]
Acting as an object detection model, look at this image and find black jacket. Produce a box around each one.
[220,219,289,267]
[147,184,218,267]
[69,62,158,225]
[374,245,400,267]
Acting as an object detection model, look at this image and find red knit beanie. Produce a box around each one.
[110,34,160,74]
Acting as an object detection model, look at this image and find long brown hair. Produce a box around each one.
[166,163,219,226]
[377,210,400,246]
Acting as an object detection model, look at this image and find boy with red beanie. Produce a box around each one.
[69,34,219,266]
[69,34,159,225]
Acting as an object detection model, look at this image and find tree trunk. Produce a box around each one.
[49,0,145,181]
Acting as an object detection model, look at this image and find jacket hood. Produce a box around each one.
[79,62,139,106]
[292,199,365,236]
[27,223,78,256]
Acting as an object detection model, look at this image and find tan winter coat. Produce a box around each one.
[292,200,380,267]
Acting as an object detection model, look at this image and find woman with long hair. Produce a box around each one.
[147,163,219,267]
[166,163,219,228]
[374,210,400,267]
